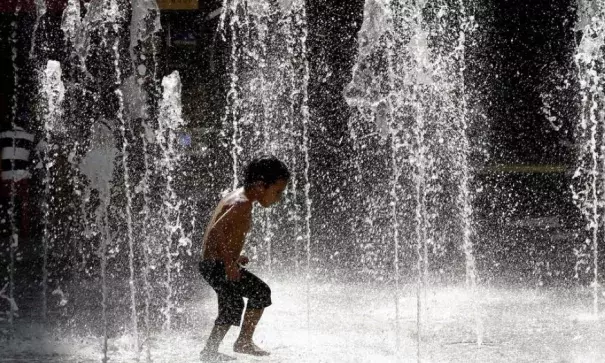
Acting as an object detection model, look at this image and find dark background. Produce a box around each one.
[0,0,588,284]
[0,0,579,164]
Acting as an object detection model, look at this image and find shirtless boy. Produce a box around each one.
[199,155,290,361]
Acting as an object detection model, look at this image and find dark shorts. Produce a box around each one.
[199,260,272,326]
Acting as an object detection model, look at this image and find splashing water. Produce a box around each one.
[128,1,161,359]
[30,0,47,57]
[79,120,117,363]
[5,3,21,339]
[29,0,185,361]
[61,0,81,45]
[10,0,605,362]
[219,0,312,276]
[346,0,484,356]
[218,1,313,349]
[39,60,66,321]
[157,71,187,331]
[571,0,605,317]
[41,61,66,133]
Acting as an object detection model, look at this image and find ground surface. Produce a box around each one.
[1,276,604,362]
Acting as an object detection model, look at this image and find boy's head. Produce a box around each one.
[243,155,290,207]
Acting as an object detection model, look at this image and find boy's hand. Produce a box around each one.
[237,256,250,266]
[226,263,241,281]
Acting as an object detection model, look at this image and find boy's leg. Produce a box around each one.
[236,308,263,344]
[233,270,271,356]
[234,308,270,355]
[201,325,236,361]
[199,260,242,360]
[203,285,245,351]
[200,289,243,361]
[203,324,231,352]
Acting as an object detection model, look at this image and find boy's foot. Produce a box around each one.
[200,349,236,362]
[233,340,270,356]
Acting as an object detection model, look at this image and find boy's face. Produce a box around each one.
[259,179,288,207]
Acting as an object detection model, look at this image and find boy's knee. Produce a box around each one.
[248,283,271,309]
[261,284,271,301]
[257,281,271,300]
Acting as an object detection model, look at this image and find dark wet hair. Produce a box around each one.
[242,155,291,189]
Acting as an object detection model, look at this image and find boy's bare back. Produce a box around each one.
[201,188,253,269]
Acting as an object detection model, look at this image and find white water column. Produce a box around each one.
[346,0,482,357]
[572,0,605,317]
[218,0,312,274]
[128,0,161,359]
[39,60,66,320]
[157,71,188,331]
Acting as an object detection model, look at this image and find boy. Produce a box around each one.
[199,155,290,361]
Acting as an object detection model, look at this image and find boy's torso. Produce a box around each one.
[201,188,252,261]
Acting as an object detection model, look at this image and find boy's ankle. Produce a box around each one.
[234,336,251,345]
[202,342,221,353]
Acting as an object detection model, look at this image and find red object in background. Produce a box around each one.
[0,0,68,14]
[0,180,30,241]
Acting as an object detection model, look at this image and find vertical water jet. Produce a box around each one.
[572,0,605,317]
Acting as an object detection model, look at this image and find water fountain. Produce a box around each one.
[3,0,605,362]
[4,0,485,360]
[572,0,605,317]
[1,0,192,361]
[2,0,310,359]
[345,0,483,352]
[217,0,314,348]
[40,59,65,322]
[218,0,311,276]
[3,2,22,340]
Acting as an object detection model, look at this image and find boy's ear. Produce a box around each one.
[252,180,267,189]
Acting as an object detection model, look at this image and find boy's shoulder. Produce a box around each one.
[220,190,252,213]
[216,198,252,227]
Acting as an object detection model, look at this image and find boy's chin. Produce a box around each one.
[259,200,276,208]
